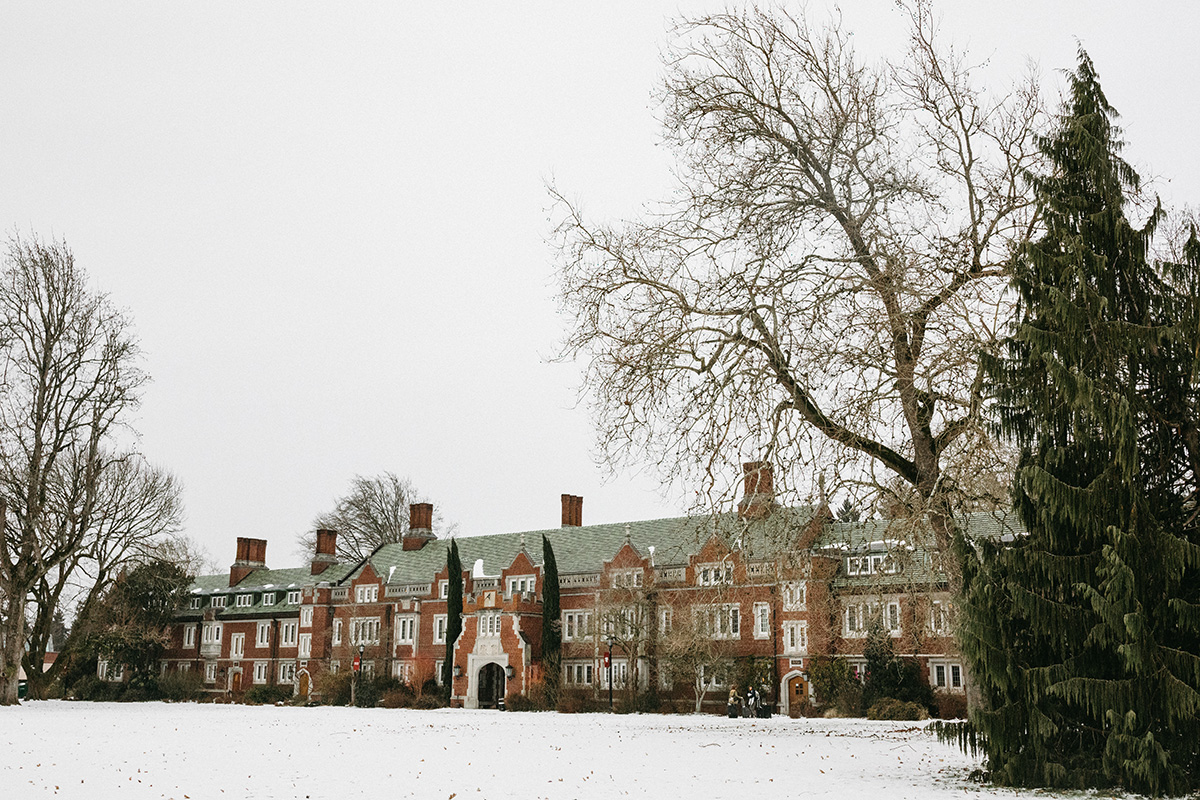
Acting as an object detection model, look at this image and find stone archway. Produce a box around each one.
[298,671,310,699]
[477,662,506,708]
[782,670,809,716]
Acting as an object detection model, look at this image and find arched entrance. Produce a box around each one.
[477,662,505,708]
[784,672,809,716]
[231,671,242,693]
[298,672,310,699]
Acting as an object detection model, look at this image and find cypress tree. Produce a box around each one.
[442,539,463,699]
[541,535,562,702]
[957,51,1200,794]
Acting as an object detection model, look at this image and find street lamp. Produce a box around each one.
[605,634,617,711]
[354,644,365,707]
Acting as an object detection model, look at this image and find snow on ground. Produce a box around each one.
[0,702,1111,800]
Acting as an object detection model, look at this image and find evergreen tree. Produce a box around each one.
[540,535,562,701]
[442,539,463,699]
[957,51,1200,794]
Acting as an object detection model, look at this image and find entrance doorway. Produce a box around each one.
[786,674,809,715]
[298,672,310,698]
[477,663,506,708]
[231,671,242,693]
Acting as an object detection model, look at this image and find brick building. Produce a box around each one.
[158,464,1018,712]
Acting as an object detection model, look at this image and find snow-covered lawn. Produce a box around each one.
[0,702,1079,799]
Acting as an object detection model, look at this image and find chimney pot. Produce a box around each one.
[230,537,268,586]
[402,503,436,550]
[561,494,583,527]
[312,529,338,575]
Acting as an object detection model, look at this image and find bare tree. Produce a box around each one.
[297,472,448,563]
[659,597,734,713]
[0,234,146,705]
[552,3,1042,556]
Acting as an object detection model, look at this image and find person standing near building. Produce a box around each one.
[727,686,741,718]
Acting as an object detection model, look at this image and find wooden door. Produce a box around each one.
[232,671,242,692]
[299,672,310,698]
[787,674,809,712]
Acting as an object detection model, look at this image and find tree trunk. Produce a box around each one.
[0,591,28,705]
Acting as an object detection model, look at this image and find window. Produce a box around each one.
[98,661,125,682]
[433,615,447,645]
[753,602,770,639]
[202,622,222,644]
[564,661,595,685]
[929,601,950,635]
[230,633,245,658]
[434,660,444,685]
[562,611,592,641]
[236,594,253,608]
[951,665,962,688]
[205,662,217,682]
[362,660,375,678]
[507,575,536,596]
[393,661,413,683]
[934,664,946,688]
[696,562,733,586]
[478,610,502,638]
[439,580,449,599]
[610,569,642,589]
[189,597,202,609]
[253,662,268,684]
[286,590,302,605]
[846,553,900,576]
[299,633,312,658]
[184,627,196,648]
[782,581,807,611]
[783,621,808,655]
[843,600,900,636]
[179,663,191,673]
[694,604,740,639]
[300,607,313,627]
[930,661,964,692]
[280,622,298,648]
[396,615,417,644]
[886,601,901,633]
[330,660,340,674]
[210,595,228,609]
[350,617,380,646]
[332,619,342,646]
[658,607,672,636]
[256,621,271,648]
[355,585,379,604]
[279,662,296,683]
[601,659,629,689]
[262,592,276,606]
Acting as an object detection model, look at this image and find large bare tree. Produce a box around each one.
[552,3,1042,552]
[0,235,146,704]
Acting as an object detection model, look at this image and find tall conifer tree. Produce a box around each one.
[442,539,463,698]
[541,535,562,701]
[957,51,1200,794]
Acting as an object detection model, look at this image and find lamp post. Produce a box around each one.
[353,643,364,707]
[605,634,616,711]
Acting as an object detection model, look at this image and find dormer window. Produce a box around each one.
[506,575,536,596]
[210,596,227,608]
[262,592,276,606]
[236,594,254,607]
[189,598,202,609]
[609,569,643,589]
[286,590,302,605]
[355,585,378,604]
[696,563,733,586]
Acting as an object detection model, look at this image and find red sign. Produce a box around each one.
[353,656,362,672]
[603,652,610,668]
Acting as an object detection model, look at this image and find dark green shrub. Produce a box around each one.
[411,694,448,709]
[556,688,604,714]
[158,671,204,702]
[867,697,928,720]
[244,685,294,705]
[316,671,353,706]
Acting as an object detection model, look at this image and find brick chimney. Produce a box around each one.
[311,529,338,575]
[229,537,267,586]
[561,494,583,527]
[402,502,436,550]
[737,461,775,520]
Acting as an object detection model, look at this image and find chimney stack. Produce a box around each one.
[402,502,436,550]
[230,537,268,586]
[311,529,338,575]
[737,461,775,521]
[561,494,583,527]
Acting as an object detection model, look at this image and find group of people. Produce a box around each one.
[727,685,767,718]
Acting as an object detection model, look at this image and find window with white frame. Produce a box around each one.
[256,621,270,648]
[98,660,125,682]
[184,626,196,648]
[783,621,808,654]
[844,600,900,636]
[205,662,217,682]
[301,607,313,627]
[602,606,641,638]
[610,569,643,589]
[478,610,502,638]
[782,581,807,611]
[262,592,276,606]
[230,632,245,658]
[236,594,253,607]
[886,600,901,633]
[355,585,379,604]
[253,662,268,684]
[279,662,296,683]
[189,597,202,609]
[299,633,312,658]
[562,610,593,641]
[564,661,595,686]
[846,553,900,576]
[698,663,725,690]
[362,660,375,678]
[179,662,191,673]
[694,604,740,639]
[350,617,380,646]
[434,660,444,685]
[433,614,447,644]
[202,622,222,644]
[280,622,298,647]
[393,660,414,683]
[600,658,629,689]
[210,595,227,608]
[332,619,342,646]
[696,562,733,586]
[753,602,770,639]
[330,660,340,674]
[395,615,417,644]
[658,606,672,636]
[930,661,964,692]
[439,580,449,599]
[506,575,536,596]
[929,600,950,635]
[286,590,302,605]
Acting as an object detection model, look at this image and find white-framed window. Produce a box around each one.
[355,585,379,604]
[507,575,536,596]
[846,553,900,576]
[205,662,217,682]
[698,663,724,690]
[362,660,375,678]
[301,607,313,627]
[564,661,595,685]
[930,661,964,692]
[886,601,901,633]
[202,622,222,644]
[610,569,643,589]
[658,606,672,636]
[299,633,312,658]
[434,660,444,685]
[478,610,502,638]
[236,594,253,608]
[753,602,770,639]
[600,658,629,689]
[433,614,447,644]
[230,633,245,658]
[843,600,900,636]
[280,622,298,647]
[98,660,125,682]
[210,596,228,609]
[396,615,417,644]
[286,590,302,605]
[256,621,271,648]
[439,580,449,599]
[783,581,807,611]
[330,660,340,674]
[929,600,951,635]
[694,604,740,639]
[253,662,268,684]
[783,620,808,655]
[562,611,593,641]
[332,619,342,646]
[696,562,733,586]
[179,662,191,673]
[350,617,380,646]
[184,626,196,648]
[279,662,296,683]
[393,661,414,683]
[189,597,202,609]
[262,592,276,606]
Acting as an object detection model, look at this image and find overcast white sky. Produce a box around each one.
[2,1,1197,568]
